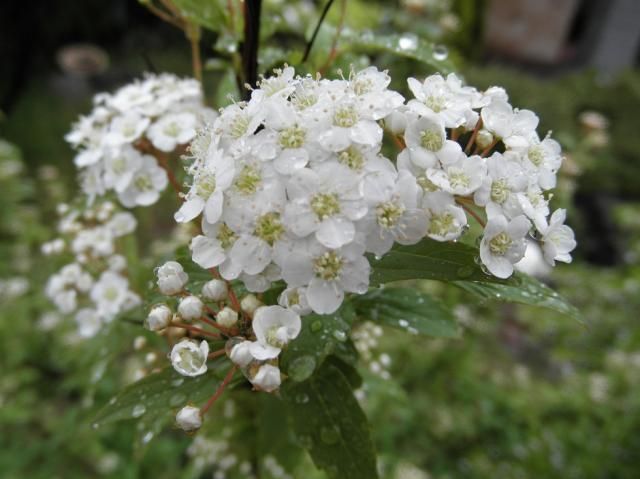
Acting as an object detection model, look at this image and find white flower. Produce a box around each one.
[240,294,263,316]
[105,111,150,147]
[102,146,144,192]
[90,271,131,320]
[480,214,531,278]
[201,279,228,301]
[481,99,539,148]
[145,304,172,331]
[517,134,563,190]
[427,153,487,196]
[118,155,168,207]
[156,261,188,295]
[175,143,235,223]
[404,113,462,168]
[474,152,528,218]
[229,340,254,367]
[278,286,312,316]
[535,209,576,266]
[249,305,301,360]
[170,339,209,377]
[147,111,198,152]
[107,211,137,236]
[75,308,102,338]
[284,163,367,248]
[275,238,370,314]
[362,170,428,256]
[251,364,281,392]
[423,192,468,241]
[176,405,202,432]
[178,295,204,321]
[217,307,238,328]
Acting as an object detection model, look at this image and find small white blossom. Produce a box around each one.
[229,340,254,367]
[201,279,228,301]
[145,304,172,331]
[176,405,202,432]
[156,261,188,295]
[250,305,301,360]
[178,295,204,321]
[535,209,576,266]
[251,364,281,392]
[217,307,239,328]
[171,339,209,377]
[480,214,531,278]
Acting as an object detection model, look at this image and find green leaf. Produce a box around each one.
[455,273,582,322]
[352,287,459,338]
[369,239,503,285]
[342,31,456,73]
[170,0,225,32]
[92,361,234,428]
[280,304,356,383]
[281,360,378,479]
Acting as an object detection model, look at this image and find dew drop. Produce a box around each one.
[320,426,340,445]
[432,44,449,61]
[332,330,347,342]
[295,393,310,404]
[141,431,154,444]
[131,404,146,418]
[310,320,322,333]
[288,355,317,382]
[398,319,409,328]
[169,393,187,407]
[171,378,184,387]
[397,33,418,51]
[92,423,100,430]
[457,266,474,278]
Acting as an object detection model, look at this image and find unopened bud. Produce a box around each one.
[476,129,494,149]
[178,295,204,321]
[201,279,228,301]
[145,304,172,331]
[217,307,238,328]
[176,405,202,432]
[240,294,262,316]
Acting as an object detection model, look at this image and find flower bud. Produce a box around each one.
[251,364,281,392]
[476,129,494,149]
[144,304,172,331]
[217,306,238,328]
[201,279,228,301]
[385,109,407,135]
[229,340,254,367]
[156,261,188,295]
[176,405,202,432]
[240,294,262,316]
[178,295,204,321]
[170,339,209,377]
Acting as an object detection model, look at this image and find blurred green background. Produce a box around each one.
[1,0,639,478]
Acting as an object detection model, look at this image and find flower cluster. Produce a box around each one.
[179,66,575,318]
[43,200,140,337]
[147,261,301,398]
[65,73,215,206]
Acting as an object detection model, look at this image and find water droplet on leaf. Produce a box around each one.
[131,404,146,418]
[397,33,418,51]
[288,355,317,382]
[310,320,322,333]
[433,44,449,60]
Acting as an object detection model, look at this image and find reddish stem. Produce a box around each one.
[480,138,499,157]
[172,322,221,339]
[208,349,227,360]
[464,119,483,154]
[460,204,486,228]
[200,365,238,414]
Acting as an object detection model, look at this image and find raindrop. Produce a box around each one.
[397,34,418,51]
[169,393,187,407]
[332,330,347,342]
[310,320,322,333]
[456,266,474,278]
[171,378,184,387]
[108,397,117,405]
[295,393,310,404]
[141,431,154,444]
[131,404,146,418]
[320,426,340,445]
[288,355,317,382]
[398,319,410,328]
[92,423,100,430]
[432,44,449,61]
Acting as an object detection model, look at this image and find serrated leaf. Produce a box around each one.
[170,0,226,32]
[455,273,582,322]
[280,304,355,383]
[281,360,378,479]
[92,361,234,428]
[369,239,504,285]
[353,287,459,338]
[342,31,455,73]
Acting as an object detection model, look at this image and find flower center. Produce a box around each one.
[134,174,153,191]
[195,171,216,198]
[123,122,137,138]
[313,251,344,281]
[217,223,237,249]
[425,95,445,112]
[376,200,405,229]
[333,106,358,128]
[230,114,249,139]
[103,286,119,301]
[163,122,181,137]
[266,326,288,348]
[448,169,470,189]
[278,125,306,149]
[254,212,285,246]
[420,129,443,151]
[234,165,261,195]
[490,178,510,204]
[338,147,365,171]
[310,192,341,219]
[353,78,373,96]
[111,157,126,174]
[429,212,456,237]
[177,348,203,371]
[417,175,438,192]
[528,146,544,166]
[489,232,513,255]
